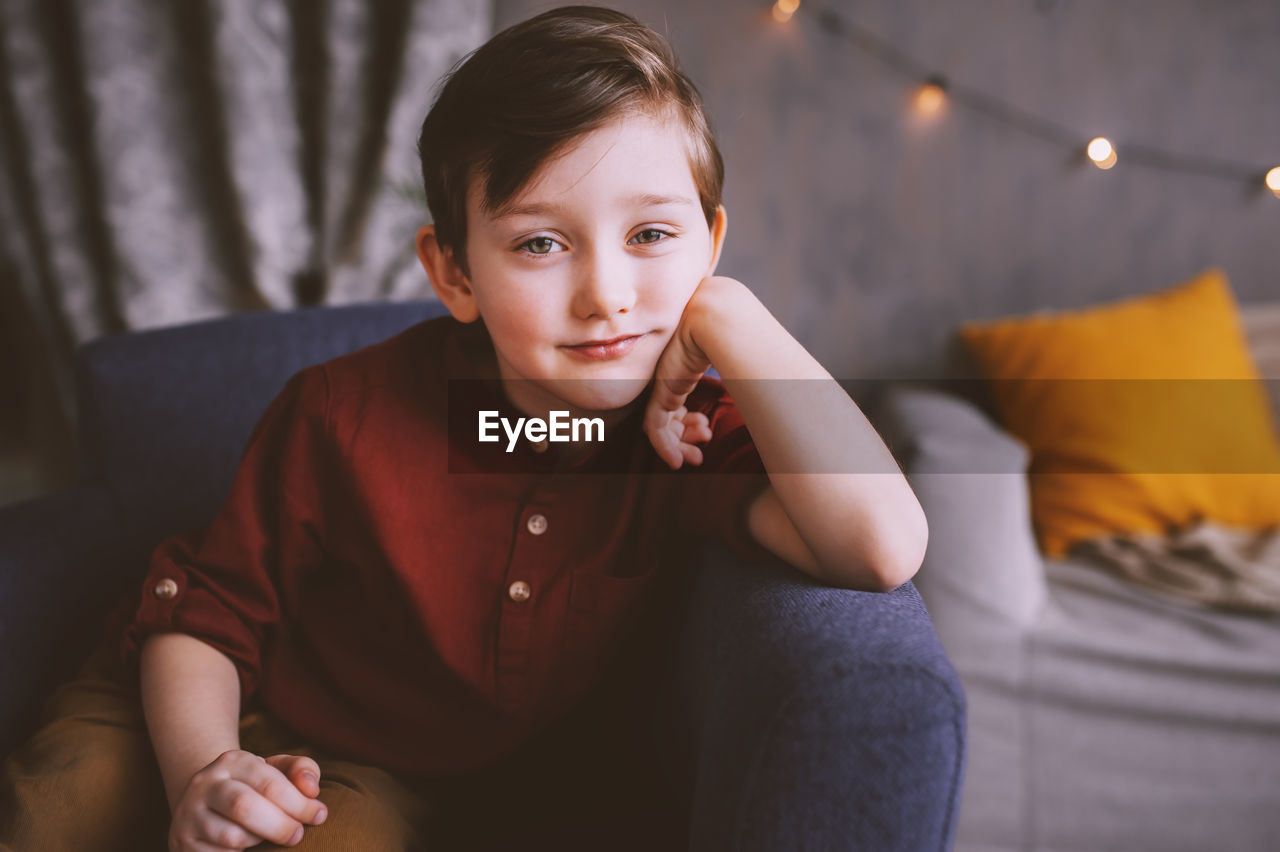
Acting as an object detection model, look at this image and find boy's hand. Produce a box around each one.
[643,275,738,469]
[168,749,327,851]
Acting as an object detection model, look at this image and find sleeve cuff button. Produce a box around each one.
[153,578,179,600]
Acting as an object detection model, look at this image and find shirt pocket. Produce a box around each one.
[562,568,660,680]
[568,567,657,615]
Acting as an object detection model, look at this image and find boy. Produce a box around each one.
[0,5,927,850]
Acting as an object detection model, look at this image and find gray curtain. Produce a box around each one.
[0,0,492,489]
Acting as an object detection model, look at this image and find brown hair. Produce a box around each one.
[417,5,724,279]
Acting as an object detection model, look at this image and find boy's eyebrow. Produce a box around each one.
[492,193,697,221]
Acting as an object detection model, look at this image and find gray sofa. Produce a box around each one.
[871,301,1280,852]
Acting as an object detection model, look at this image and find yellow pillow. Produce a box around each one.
[958,268,1280,559]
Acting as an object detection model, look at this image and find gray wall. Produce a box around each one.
[495,0,1280,385]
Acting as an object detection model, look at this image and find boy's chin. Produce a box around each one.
[539,376,653,414]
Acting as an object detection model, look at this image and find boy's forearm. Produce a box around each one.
[139,632,244,811]
[689,277,929,588]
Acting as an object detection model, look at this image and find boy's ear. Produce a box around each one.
[706,204,728,276]
[415,224,480,323]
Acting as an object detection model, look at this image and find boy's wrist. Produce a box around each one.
[138,633,244,811]
[160,743,241,812]
[685,275,766,375]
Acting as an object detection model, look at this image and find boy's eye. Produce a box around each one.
[630,228,673,245]
[517,236,563,256]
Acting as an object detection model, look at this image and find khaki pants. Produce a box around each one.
[0,638,683,851]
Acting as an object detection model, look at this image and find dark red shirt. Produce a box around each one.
[116,315,772,777]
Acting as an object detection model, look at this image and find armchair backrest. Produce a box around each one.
[73,300,449,548]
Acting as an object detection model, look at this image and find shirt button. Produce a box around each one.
[508,580,532,602]
[153,578,179,600]
[526,513,548,535]
[530,437,549,453]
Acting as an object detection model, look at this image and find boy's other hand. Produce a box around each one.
[644,275,738,469]
[168,749,328,851]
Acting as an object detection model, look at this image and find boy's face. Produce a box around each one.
[422,110,727,425]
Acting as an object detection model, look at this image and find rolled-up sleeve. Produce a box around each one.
[675,380,776,565]
[118,365,332,707]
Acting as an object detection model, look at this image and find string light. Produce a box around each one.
[788,4,1278,197]
[1266,166,1280,198]
[912,75,949,117]
[1087,137,1117,170]
[772,0,800,24]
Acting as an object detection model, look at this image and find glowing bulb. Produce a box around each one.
[912,77,948,117]
[1087,137,1117,170]
[1266,166,1280,197]
[772,0,799,22]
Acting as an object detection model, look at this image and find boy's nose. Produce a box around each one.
[572,253,637,318]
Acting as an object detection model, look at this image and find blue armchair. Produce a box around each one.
[0,300,965,850]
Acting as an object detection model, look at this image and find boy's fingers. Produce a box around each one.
[250,759,328,825]
[646,427,680,469]
[675,416,710,445]
[644,397,710,469]
[658,425,685,468]
[207,778,306,848]
[681,413,712,443]
[267,754,324,801]
[188,839,248,852]
[195,808,266,849]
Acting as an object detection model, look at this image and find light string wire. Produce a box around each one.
[795,4,1277,190]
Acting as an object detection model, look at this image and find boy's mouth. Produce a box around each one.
[561,333,645,361]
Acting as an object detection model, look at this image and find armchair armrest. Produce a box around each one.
[655,542,966,851]
[874,383,1048,627]
[0,486,149,756]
